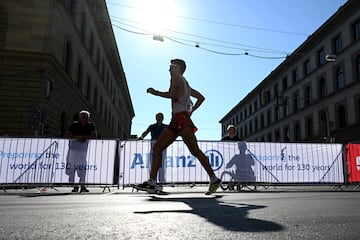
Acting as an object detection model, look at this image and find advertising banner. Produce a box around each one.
[0,138,116,184]
[346,143,360,183]
[119,141,344,185]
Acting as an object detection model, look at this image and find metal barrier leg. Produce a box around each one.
[102,186,111,192]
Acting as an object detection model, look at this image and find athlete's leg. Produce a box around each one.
[180,126,216,178]
[149,128,177,180]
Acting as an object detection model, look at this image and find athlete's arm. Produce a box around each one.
[190,88,205,113]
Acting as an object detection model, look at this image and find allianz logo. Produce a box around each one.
[130,149,224,171]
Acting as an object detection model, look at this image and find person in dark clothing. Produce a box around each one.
[138,113,167,141]
[65,110,97,193]
[221,125,240,141]
[138,112,168,186]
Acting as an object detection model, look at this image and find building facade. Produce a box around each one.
[0,0,134,138]
[220,0,360,144]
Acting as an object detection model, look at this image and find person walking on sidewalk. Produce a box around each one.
[136,58,221,195]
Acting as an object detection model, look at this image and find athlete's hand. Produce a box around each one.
[147,88,156,94]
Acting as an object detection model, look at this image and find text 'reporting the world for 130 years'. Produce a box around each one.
[1,151,97,171]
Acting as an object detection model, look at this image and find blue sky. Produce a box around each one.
[106,0,347,140]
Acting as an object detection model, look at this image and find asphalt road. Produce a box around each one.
[0,185,359,240]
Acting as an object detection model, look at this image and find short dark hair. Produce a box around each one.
[171,58,186,74]
[156,112,164,119]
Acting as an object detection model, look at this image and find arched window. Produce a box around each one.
[336,67,345,89]
[337,105,346,128]
[64,41,73,77]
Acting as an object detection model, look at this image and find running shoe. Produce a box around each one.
[205,178,222,195]
[136,181,157,193]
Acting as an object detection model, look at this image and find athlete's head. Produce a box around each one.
[171,58,186,74]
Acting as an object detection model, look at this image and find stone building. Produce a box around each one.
[220,0,360,143]
[0,0,134,138]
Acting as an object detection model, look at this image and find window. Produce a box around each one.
[254,117,258,131]
[86,77,91,98]
[64,41,73,76]
[318,49,325,66]
[304,60,311,76]
[336,67,345,89]
[293,92,300,112]
[353,20,360,41]
[318,77,327,98]
[0,6,7,49]
[267,110,271,125]
[357,55,360,81]
[292,68,298,84]
[283,99,289,116]
[294,122,301,141]
[76,61,83,87]
[333,36,342,54]
[275,129,280,142]
[284,126,290,142]
[89,33,94,56]
[337,105,346,128]
[93,87,98,107]
[319,110,328,138]
[273,83,279,98]
[304,86,311,106]
[267,132,272,142]
[282,77,288,90]
[260,114,264,128]
[306,117,314,138]
[80,13,86,38]
[275,106,280,121]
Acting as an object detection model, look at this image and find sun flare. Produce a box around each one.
[132,0,178,36]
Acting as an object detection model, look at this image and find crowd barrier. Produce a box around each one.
[346,143,360,186]
[1,137,355,190]
[119,141,345,186]
[0,138,116,186]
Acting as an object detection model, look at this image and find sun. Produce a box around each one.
[132,0,178,36]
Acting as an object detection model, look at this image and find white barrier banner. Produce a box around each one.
[0,138,116,184]
[119,141,344,185]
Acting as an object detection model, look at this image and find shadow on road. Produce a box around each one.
[134,195,284,232]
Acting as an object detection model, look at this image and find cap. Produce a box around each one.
[227,125,235,131]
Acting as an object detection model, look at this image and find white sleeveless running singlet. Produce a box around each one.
[172,78,193,114]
